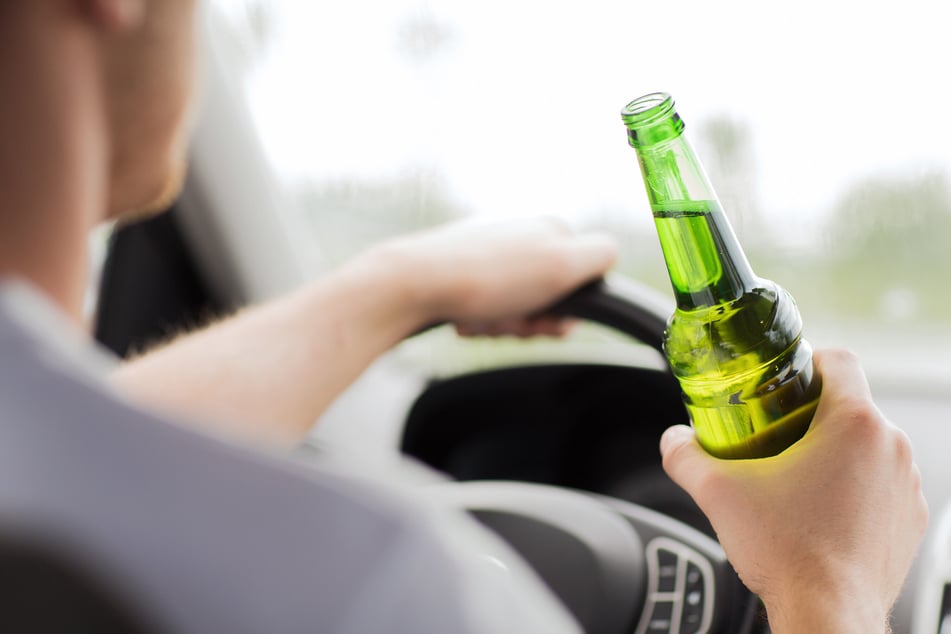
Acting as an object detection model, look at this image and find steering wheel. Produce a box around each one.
[402,275,762,634]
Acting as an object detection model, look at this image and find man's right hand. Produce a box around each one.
[659,349,928,634]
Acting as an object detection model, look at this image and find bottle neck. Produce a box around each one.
[636,134,758,310]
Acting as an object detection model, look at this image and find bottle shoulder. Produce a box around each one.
[664,280,805,375]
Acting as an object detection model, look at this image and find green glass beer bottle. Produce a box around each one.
[620,92,821,459]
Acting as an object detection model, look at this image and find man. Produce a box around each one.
[0,1,928,632]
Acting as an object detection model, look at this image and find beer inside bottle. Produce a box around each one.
[621,92,821,459]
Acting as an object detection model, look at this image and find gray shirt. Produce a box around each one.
[0,282,578,633]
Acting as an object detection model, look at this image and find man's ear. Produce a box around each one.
[80,0,146,33]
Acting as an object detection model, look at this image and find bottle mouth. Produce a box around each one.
[621,92,675,129]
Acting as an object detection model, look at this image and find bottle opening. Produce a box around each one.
[621,92,675,128]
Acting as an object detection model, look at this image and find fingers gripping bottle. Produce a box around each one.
[621,92,821,459]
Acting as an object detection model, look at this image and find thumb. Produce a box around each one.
[659,425,719,498]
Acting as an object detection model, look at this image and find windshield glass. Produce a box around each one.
[211,0,951,391]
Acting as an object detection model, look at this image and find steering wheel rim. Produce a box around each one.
[546,274,673,355]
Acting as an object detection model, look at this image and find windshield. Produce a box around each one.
[211,0,951,392]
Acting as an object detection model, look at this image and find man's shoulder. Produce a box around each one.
[0,292,416,631]
[0,287,578,634]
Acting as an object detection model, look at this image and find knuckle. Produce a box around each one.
[890,427,914,465]
[844,399,883,434]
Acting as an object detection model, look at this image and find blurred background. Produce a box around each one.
[209,0,951,394]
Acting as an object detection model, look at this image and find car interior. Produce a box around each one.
[85,3,951,633]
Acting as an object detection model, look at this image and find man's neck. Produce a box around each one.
[0,5,107,323]
[0,220,91,324]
